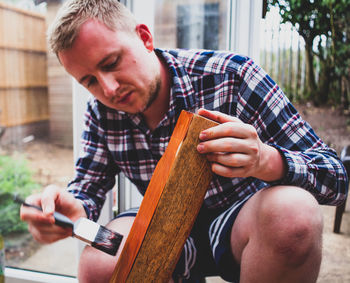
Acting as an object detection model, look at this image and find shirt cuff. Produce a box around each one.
[268,144,309,187]
[67,186,99,221]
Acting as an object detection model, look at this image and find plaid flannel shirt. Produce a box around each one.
[67,48,348,221]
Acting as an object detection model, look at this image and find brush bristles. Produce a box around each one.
[91,225,123,256]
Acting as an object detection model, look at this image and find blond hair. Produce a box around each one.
[48,0,138,54]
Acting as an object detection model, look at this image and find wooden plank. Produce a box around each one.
[110,111,218,283]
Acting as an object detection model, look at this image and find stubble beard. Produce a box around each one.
[141,74,162,113]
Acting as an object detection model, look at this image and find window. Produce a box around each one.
[176,3,222,50]
[0,0,79,279]
[153,0,228,50]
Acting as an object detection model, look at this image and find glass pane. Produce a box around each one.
[154,0,228,50]
[0,0,78,277]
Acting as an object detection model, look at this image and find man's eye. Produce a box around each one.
[104,59,118,70]
[87,77,97,87]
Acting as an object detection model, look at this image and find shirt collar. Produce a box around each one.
[155,48,197,119]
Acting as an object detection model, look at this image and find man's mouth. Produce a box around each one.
[115,91,132,104]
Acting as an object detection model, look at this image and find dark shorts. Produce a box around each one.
[116,194,252,282]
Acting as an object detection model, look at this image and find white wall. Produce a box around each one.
[229,0,263,63]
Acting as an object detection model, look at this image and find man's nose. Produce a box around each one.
[99,74,119,97]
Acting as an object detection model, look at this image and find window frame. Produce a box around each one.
[4,268,78,283]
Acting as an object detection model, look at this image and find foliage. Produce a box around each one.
[0,155,40,236]
[330,0,350,107]
[267,0,350,107]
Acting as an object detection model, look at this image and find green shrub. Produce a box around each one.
[0,155,40,236]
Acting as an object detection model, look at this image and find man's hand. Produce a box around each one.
[20,184,87,243]
[197,109,286,182]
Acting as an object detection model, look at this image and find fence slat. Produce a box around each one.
[0,2,48,128]
[260,17,307,100]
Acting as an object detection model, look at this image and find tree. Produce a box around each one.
[268,0,350,106]
[329,0,350,108]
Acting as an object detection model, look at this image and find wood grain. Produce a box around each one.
[110,110,218,283]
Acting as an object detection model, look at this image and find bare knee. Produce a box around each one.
[78,216,134,283]
[257,186,323,265]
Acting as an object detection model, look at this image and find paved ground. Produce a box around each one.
[18,238,78,277]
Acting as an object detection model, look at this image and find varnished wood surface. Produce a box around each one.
[110,111,218,283]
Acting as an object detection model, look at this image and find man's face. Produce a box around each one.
[58,19,161,114]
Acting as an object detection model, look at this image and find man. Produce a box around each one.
[20,0,348,282]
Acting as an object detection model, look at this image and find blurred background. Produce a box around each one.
[0,0,349,282]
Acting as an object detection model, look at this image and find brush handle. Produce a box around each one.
[14,195,74,229]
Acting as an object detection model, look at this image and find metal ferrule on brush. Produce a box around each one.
[73,218,123,255]
[73,218,100,245]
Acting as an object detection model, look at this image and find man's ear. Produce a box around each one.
[135,24,154,51]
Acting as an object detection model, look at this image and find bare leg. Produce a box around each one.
[231,186,323,283]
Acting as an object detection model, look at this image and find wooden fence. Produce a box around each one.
[0,2,48,128]
[259,18,308,101]
[46,1,73,147]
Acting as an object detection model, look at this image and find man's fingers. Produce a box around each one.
[20,194,54,224]
[25,193,42,206]
[198,108,241,124]
[199,123,249,142]
[206,152,250,168]
[20,204,54,224]
[41,184,61,216]
[19,186,84,244]
[28,222,71,243]
[210,162,248,178]
[197,137,244,154]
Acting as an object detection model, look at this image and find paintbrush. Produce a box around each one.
[14,195,123,256]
